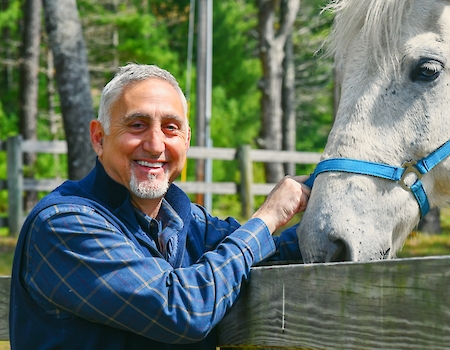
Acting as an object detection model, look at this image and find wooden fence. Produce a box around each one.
[0,135,321,235]
[0,256,449,348]
[218,256,450,349]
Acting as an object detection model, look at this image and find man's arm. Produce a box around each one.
[23,205,275,344]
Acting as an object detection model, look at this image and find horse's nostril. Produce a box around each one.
[326,240,347,262]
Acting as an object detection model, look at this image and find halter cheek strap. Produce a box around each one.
[304,139,450,218]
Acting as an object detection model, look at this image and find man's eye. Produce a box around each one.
[130,122,145,129]
[165,124,179,132]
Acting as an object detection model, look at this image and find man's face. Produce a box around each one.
[91,78,190,210]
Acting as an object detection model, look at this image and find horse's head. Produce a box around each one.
[297,0,450,263]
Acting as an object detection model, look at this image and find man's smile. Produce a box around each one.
[136,160,165,168]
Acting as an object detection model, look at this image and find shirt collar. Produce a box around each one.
[80,158,193,267]
[79,158,130,211]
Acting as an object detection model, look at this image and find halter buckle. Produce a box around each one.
[399,160,422,191]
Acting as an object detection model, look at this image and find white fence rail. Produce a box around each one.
[0,135,321,235]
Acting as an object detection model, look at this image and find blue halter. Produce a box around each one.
[304,139,450,218]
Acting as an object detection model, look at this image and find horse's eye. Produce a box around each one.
[411,59,443,82]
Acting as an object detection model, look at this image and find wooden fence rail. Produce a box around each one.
[0,135,321,235]
[218,256,450,349]
[0,255,449,348]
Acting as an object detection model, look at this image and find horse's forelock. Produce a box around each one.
[323,0,410,76]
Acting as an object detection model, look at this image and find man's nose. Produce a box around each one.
[142,128,165,155]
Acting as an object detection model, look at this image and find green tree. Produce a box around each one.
[293,0,334,174]
[210,1,261,146]
[0,0,22,119]
[0,0,336,219]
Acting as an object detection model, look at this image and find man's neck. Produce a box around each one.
[130,196,164,218]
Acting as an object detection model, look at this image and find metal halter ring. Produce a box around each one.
[399,160,422,191]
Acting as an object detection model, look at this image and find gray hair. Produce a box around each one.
[97,63,188,134]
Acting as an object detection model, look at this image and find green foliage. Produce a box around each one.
[0,0,22,114]
[0,0,338,218]
[212,1,260,101]
[0,0,21,32]
[34,154,68,180]
[0,102,18,140]
[114,10,180,70]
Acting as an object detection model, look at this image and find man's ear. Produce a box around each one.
[185,126,191,150]
[90,120,105,157]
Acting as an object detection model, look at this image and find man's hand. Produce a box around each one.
[252,175,311,233]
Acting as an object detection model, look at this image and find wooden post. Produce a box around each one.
[0,277,10,341]
[238,145,254,218]
[7,135,23,236]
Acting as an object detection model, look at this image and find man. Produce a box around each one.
[10,64,310,349]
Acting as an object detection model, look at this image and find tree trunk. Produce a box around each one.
[19,0,42,211]
[281,29,296,176]
[46,48,59,139]
[257,0,300,183]
[46,48,65,179]
[195,0,207,206]
[42,0,95,180]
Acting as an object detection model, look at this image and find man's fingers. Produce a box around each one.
[252,174,312,233]
[290,175,311,198]
[292,174,310,184]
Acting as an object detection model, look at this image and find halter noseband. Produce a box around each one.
[304,139,450,218]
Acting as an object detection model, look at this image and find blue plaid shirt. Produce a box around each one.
[11,160,301,349]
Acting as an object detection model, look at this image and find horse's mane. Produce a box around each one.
[322,0,411,75]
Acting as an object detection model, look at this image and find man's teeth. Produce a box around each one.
[137,161,163,168]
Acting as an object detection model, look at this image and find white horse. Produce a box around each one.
[297,0,450,263]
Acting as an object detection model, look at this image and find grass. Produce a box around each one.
[398,231,450,257]
[398,207,450,258]
[0,235,15,275]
